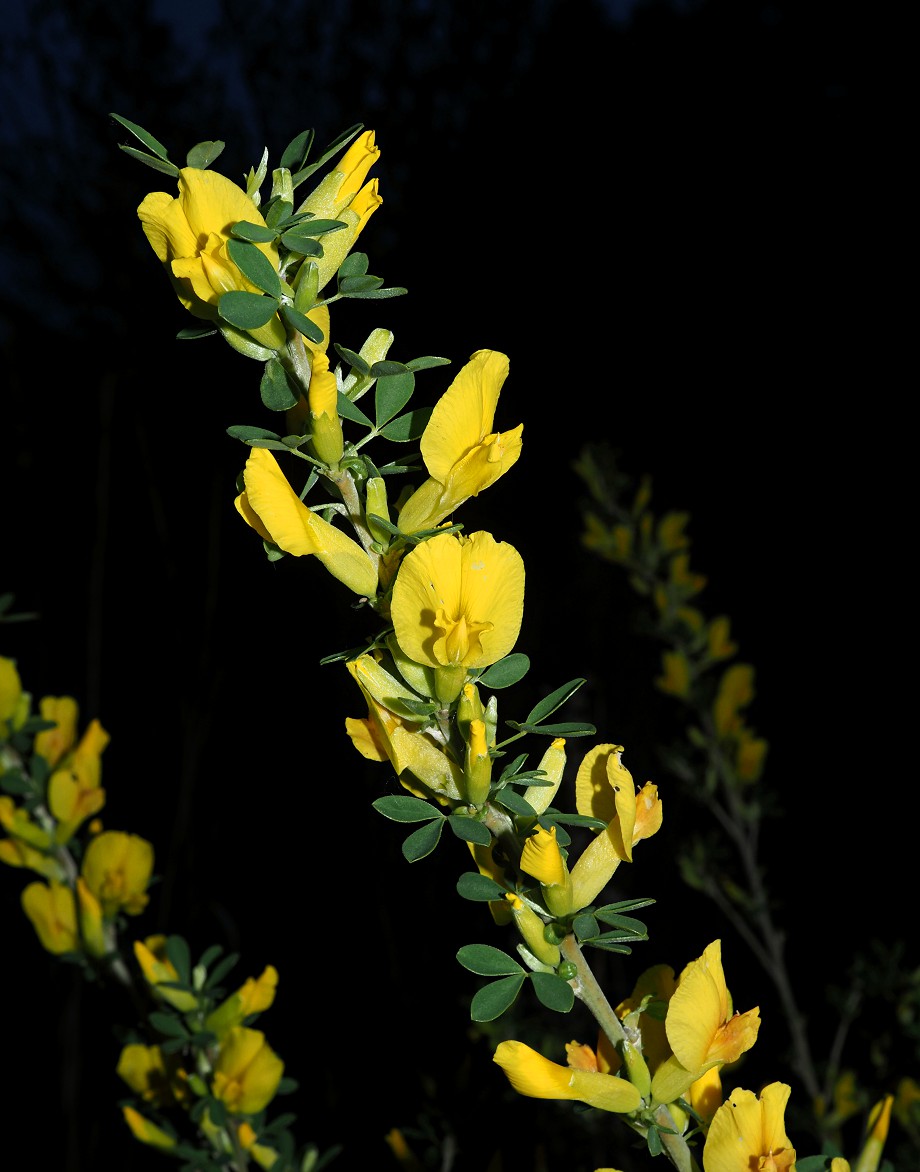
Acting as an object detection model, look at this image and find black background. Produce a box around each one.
[1,2,898,1170]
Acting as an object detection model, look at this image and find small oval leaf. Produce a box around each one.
[470,975,525,1022]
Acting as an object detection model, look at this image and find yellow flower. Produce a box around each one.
[237,1121,281,1171]
[651,940,760,1106]
[493,1040,642,1114]
[138,167,285,349]
[522,737,567,815]
[505,892,560,967]
[133,935,198,1011]
[0,800,61,878]
[703,1082,795,1171]
[235,447,378,598]
[81,830,154,917]
[396,350,523,534]
[656,650,691,697]
[21,880,79,954]
[211,1026,284,1115]
[122,1106,176,1150]
[205,965,279,1039]
[117,1043,185,1105]
[33,695,79,767]
[390,529,525,702]
[296,129,382,292]
[713,664,756,737]
[306,348,344,465]
[47,716,109,843]
[76,877,107,958]
[615,963,678,1076]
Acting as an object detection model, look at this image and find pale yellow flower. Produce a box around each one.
[47,717,109,843]
[211,1027,284,1115]
[397,350,523,534]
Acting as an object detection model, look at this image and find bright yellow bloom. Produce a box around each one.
[33,695,79,767]
[21,880,79,954]
[0,795,52,851]
[206,965,279,1039]
[651,940,760,1106]
[211,1026,284,1115]
[134,935,198,1011]
[238,1121,281,1171]
[0,656,27,739]
[397,350,523,534]
[616,963,678,1076]
[522,737,567,815]
[296,129,382,292]
[854,1094,894,1172]
[0,800,61,877]
[505,893,560,967]
[76,877,107,958]
[703,1082,795,1171]
[235,447,378,598]
[122,1105,176,1150]
[390,529,525,702]
[81,830,154,917]
[138,167,285,349]
[493,1040,642,1114]
[307,348,344,465]
[47,717,109,843]
[117,1043,183,1105]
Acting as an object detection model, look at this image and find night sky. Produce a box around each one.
[1,3,896,1171]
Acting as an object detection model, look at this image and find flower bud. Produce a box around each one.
[505,893,560,967]
[523,738,566,815]
[463,718,492,807]
[365,477,391,546]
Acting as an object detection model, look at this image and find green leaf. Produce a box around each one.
[227,425,281,442]
[594,897,656,917]
[477,654,530,689]
[165,936,191,984]
[279,128,314,172]
[337,251,369,278]
[456,872,506,902]
[227,240,282,298]
[448,815,492,847]
[593,910,650,934]
[279,233,324,258]
[334,345,371,377]
[218,291,280,330]
[647,1126,664,1157]
[231,221,278,244]
[280,304,324,344]
[585,940,633,955]
[149,1012,189,1038]
[470,975,525,1022]
[117,145,180,177]
[530,971,575,1013]
[510,720,596,737]
[456,944,523,976]
[110,113,170,160]
[369,361,408,377]
[379,406,434,442]
[265,198,293,229]
[406,356,451,372]
[204,952,240,990]
[494,789,536,817]
[372,796,441,824]
[402,819,444,862]
[336,392,373,427]
[375,372,415,427]
[186,139,225,169]
[198,944,223,970]
[572,913,600,942]
[593,929,648,944]
[524,680,588,725]
[339,274,384,295]
[176,326,217,340]
[344,285,408,301]
[260,359,298,412]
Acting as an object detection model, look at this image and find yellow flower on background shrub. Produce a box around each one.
[493,1040,642,1114]
[0,656,27,739]
[651,939,760,1106]
[703,1082,795,1171]
[235,448,378,598]
[117,1043,185,1106]
[138,168,285,349]
[211,1027,284,1115]
[390,529,524,702]
[397,349,523,534]
[21,880,79,954]
[122,1106,176,1150]
[81,830,154,917]
[713,664,755,737]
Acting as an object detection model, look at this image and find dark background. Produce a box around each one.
[2,2,896,1170]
